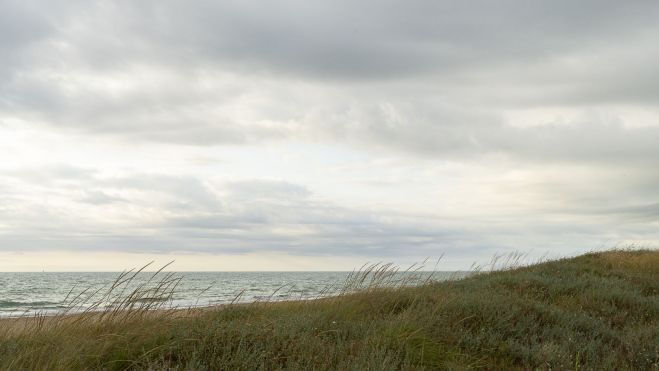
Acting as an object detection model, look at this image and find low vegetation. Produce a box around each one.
[0,249,657,370]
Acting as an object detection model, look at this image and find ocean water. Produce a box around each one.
[0,271,464,318]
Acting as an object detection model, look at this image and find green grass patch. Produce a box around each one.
[0,249,657,370]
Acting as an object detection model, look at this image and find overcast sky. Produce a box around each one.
[1,0,658,271]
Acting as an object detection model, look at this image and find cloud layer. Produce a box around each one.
[1,0,658,268]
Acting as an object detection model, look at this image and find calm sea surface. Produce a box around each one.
[0,271,464,317]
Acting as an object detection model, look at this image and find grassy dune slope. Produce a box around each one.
[0,250,657,370]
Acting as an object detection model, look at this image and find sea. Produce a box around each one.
[0,271,465,318]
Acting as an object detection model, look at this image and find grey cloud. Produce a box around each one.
[225,180,311,201]
[127,203,466,256]
[310,99,659,163]
[78,191,127,205]
[103,174,222,210]
[0,170,467,257]
[614,203,659,222]
[481,165,659,227]
[0,1,51,75]
[0,167,221,212]
[0,2,48,47]
[0,166,655,258]
[1,0,658,160]
[1,164,97,185]
[33,0,659,79]
[576,203,659,223]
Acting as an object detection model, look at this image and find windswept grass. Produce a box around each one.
[0,249,657,370]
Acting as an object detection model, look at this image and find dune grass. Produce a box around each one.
[0,249,657,370]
